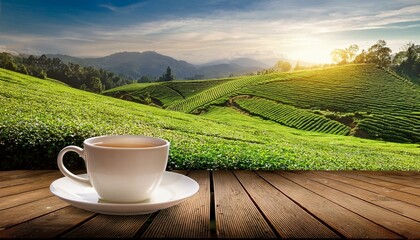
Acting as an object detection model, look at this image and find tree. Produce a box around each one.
[354,50,367,63]
[393,51,407,65]
[91,77,103,93]
[138,76,154,83]
[346,44,359,62]
[159,66,174,81]
[366,40,392,67]
[4,60,17,71]
[0,53,132,91]
[331,49,348,64]
[404,43,419,67]
[294,61,303,71]
[37,69,47,79]
[399,43,420,76]
[17,64,28,75]
[330,44,359,64]
[274,61,292,72]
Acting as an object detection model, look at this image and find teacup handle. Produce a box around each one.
[57,146,91,185]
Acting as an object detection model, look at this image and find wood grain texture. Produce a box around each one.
[362,171,420,185]
[141,170,211,238]
[0,171,63,197]
[62,214,149,238]
[339,171,420,197]
[300,171,420,222]
[234,170,339,239]
[0,196,68,228]
[1,170,420,239]
[0,170,54,188]
[319,171,420,207]
[0,170,31,180]
[213,170,276,238]
[0,206,95,238]
[0,187,53,210]
[259,171,402,239]
[280,171,420,239]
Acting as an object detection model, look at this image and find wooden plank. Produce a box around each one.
[0,187,53,210]
[0,170,53,180]
[339,171,420,197]
[0,196,69,229]
[280,171,420,239]
[299,171,420,222]
[389,171,420,179]
[0,206,95,238]
[0,177,32,188]
[0,170,54,188]
[357,171,420,192]
[313,171,420,207]
[171,169,190,175]
[368,171,420,182]
[234,170,339,239]
[213,170,277,238]
[394,171,420,178]
[141,170,211,238]
[0,170,31,180]
[62,170,193,238]
[258,171,402,239]
[62,214,149,238]
[0,171,63,197]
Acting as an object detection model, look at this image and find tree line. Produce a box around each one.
[257,60,330,75]
[0,53,133,93]
[331,40,420,80]
[257,40,419,81]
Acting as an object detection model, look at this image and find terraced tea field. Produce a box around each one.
[234,97,350,135]
[103,78,232,107]
[1,67,419,170]
[237,65,419,143]
[106,64,419,144]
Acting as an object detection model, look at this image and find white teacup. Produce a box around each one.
[57,135,169,203]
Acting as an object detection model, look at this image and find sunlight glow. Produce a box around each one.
[285,38,334,64]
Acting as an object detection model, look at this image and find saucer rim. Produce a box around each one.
[50,171,199,214]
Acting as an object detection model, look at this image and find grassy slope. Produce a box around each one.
[103,78,232,107]
[238,64,419,142]
[1,68,419,170]
[105,64,418,143]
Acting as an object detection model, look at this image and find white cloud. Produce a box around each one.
[1,0,419,63]
[0,45,18,55]
[99,2,148,14]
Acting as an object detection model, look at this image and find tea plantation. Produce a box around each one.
[108,64,419,144]
[1,67,419,170]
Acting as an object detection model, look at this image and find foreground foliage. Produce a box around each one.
[1,68,419,170]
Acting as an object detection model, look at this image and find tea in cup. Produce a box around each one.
[57,135,169,203]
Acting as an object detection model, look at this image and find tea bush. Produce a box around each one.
[238,64,419,143]
[235,97,350,135]
[1,67,419,170]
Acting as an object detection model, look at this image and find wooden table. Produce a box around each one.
[1,170,420,239]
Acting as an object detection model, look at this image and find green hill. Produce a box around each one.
[103,78,232,107]
[1,67,419,170]
[106,64,419,143]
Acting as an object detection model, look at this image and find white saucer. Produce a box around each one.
[50,171,199,215]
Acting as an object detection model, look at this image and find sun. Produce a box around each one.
[285,37,334,64]
[292,47,333,64]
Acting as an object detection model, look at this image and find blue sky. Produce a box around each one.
[0,0,419,64]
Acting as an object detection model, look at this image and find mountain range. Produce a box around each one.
[46,51,271,80]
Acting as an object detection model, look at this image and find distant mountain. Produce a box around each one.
[200,57,269,68]
[46,52,267,79]
[47,51,197,79]
[44,54,90,66]
[196,63,262,79]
